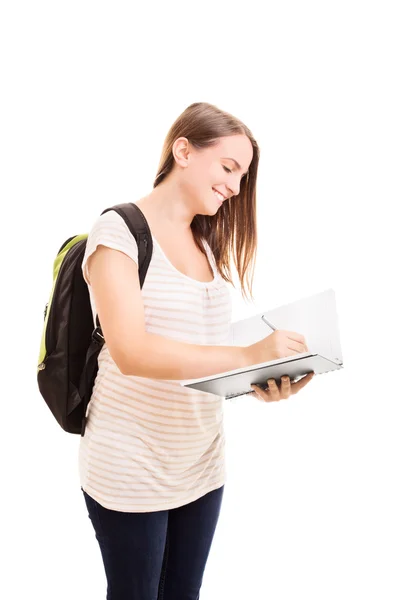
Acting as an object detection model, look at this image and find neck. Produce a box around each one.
[139,178,197,233]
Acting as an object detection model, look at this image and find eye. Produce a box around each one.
[223,166,232,174]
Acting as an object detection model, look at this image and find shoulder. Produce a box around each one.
[83,209,139,284]
[87,208,139,246]
[89,209,135,235]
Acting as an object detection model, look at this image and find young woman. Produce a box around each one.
[80,101,313,599]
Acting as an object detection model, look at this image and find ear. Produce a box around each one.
[172,137,191,168]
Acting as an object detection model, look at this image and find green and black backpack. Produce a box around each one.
[37,202,153,436]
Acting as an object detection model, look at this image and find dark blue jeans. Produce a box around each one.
[82,485,224,600]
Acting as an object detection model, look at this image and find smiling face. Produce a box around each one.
[173,134,254,215]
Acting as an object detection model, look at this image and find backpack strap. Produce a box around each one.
[101,202,153,288]
[80,202,153,436]
[94,202,153,330]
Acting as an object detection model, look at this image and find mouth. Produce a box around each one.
[212,188,226,205]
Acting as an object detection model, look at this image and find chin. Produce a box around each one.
[197,201,219,216]
[209,203,221,215]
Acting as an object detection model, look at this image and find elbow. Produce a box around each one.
[113,353,139,377]
[118,361,133,376]
[119,361,143,377]
[109,344,147,377]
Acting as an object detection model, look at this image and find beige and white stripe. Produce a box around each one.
[79,207,232,512]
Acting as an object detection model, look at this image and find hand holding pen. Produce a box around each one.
[247,314,309,361]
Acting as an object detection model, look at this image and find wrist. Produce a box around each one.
[239,344,254,368]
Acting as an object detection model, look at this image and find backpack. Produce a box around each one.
[37,202,153,436]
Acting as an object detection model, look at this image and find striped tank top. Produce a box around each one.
[78,206,232,512]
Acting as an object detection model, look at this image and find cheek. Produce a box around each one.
[183,172,208,198]
[184,160,218,194]
[192,165,214,191]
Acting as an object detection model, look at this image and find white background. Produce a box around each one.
[1,1,399,598]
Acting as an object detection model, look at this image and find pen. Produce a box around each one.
[261,315,277,331]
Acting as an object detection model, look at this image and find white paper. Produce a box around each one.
[223,288,342,363]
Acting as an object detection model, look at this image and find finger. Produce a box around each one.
[287,341,309,354]
[285,331,308,348]
[250,385,264,401]
[283,331,309,353]
[291,372,314,394]
[280,375,291,399]
[266,379,280,401]
[251,384,273,402]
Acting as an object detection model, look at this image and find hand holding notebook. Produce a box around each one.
[250,371,315,402]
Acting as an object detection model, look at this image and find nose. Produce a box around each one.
[227,179,241,198]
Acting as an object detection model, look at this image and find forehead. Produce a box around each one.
[212,135,253,167]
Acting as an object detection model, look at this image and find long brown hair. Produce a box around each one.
[153,102,260,302]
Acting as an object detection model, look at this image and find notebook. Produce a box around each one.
[179,288,344,399]
[180,352,342,399]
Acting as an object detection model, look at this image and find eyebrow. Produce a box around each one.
[222,157,249,176]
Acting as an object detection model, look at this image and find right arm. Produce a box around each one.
[87,245,250,380]
[87,245,309,380]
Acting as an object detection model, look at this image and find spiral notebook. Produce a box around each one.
[180,352,342,399]
[179,288,344,399]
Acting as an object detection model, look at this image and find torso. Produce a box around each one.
[136,199,215,283]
